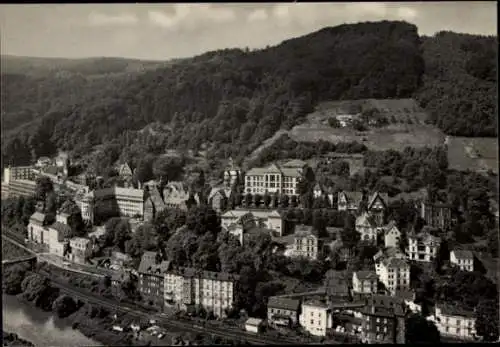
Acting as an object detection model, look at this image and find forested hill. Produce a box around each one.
[1,21,496,168]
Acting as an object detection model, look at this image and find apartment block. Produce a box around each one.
[375,256,410,296]
[299,300,333,337]
[3,166,35,184]
[431,305,477,340]
[244,160,306,196]
[406,231,441,262]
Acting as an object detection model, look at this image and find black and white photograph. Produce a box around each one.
[1,2,498,346]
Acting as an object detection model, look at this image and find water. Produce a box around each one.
[2,294,102,347]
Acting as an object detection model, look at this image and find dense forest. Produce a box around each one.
[1,21,497,168]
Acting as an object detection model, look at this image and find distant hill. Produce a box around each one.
[1,21,496,172]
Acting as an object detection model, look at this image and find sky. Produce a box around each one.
[0,2,497,61]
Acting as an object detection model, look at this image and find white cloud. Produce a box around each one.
[247,9,268,23]
[88,12,138,26]
[148,4,236,31]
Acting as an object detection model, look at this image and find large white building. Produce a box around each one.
[244,160,307,196]
[430,305,477,340]
[3,166,35,184]
[406,231,441,262]
[375,256,410,296]
[28,212,71,257]
[221,209,285,236]
[292,225,321,260]
[450,250,474,272]
[356,212,379,243]
[299,300,333,336]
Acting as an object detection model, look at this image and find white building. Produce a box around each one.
[3,166,35,184]
[299,300,333,336]
[69,237,91,263]
[382,221,401,249]
[28,212,48,244]
[450,250,474,272]
[352,271,378,294]
[375,257,410,296]
[431,305,477,340]
[356,212,378,243]
[406,231,441,262]
[245,318,264,333]
[221,209,285,236]
[244,160,306,196]
[292,226,320,260]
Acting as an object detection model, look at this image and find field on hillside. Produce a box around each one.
[249,99,446,157]
[447,136,498,174]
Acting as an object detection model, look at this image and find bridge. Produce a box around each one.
[2,255,37,266]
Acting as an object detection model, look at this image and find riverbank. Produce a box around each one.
[2,330,35,347]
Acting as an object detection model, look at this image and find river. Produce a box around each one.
[2,294,102,347]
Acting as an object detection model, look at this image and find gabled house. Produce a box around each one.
[450,250,474,272]
[359,295,406,344]
[382,221,401,249]
[338,191,363,212]
[420,200,453,231]
[356,212,378,243]
[292,225,321,260]
[352,271,378,294]
[367,192,388,226]
[208,187,232,213]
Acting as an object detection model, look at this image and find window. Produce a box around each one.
[310,320,314,325]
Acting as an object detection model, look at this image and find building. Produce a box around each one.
[450,250,474,272]
[382,221,401,249]
[359,295,406,344]
[208,187,232,213]
[292,225,321,260]
[8,179,37,198]
[28,211,48,246]
[337,191,363,212]
[117,162,133,179]
[221,209,286,237]
[299,300,333,336]
[421,201,453,231]
[355,212,378,243]
[244,161,305,196]
[406,231,441,262]
[376,257,410,296]
[352,271,378,294]
[68,237,91,264]
[164,267,239,318]
[267,296,300,327]
[36,157,52,167]
[245,318,264,333]
[111,271,132,296]
[75,187,94,224]
[367,192,388,226]
[324,270,351,302]
[431,305,477,340]
[396,290,421,314]
[138,251,170,309]
[111,251,133,267]
[223,157,241,188]
[162,181,193,210]
[312,183,334,207]
[1,182,9,200]
[144,185,167,222]
[3,166,35,184]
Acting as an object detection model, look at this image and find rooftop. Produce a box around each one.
[339,191,363,205]
[354,271,378,281]
[437,304,475,318]
[267,296,300,311]
[451,249,474,259]
[303,300,329,309]
[29,211,46,224]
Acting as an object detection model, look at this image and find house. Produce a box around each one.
[355,212,378,243]
[267,296,300,327]
[3,166,35,184]
[144,185,167,222]
[382,221,401,249]
[352,271,378,294]
[162,181,194,211]
[221,209,286,237]
[431,305,477,340]
[406,231,441,262]
[27,211,48,246]
[245,318,264,333]
[396,290,421,314]
[359,295,406,344]
[137,252,170,309]
[367,192,388,226]
[112,251,133,267]
[373,247,406,276]
[111,271,132,296]
[36,157,52,167]
[223,157,241,188]
[324,270,351,302]
[299,300,333,336]
[450,250,474,272]
[376,257,410,296]
[68,237,91,264]
[244,162,303,196]
[7,179,37,198]
[292,225,321,260]
[164,267,239,318]
[312,183,334,207]
[208,187,231,213]
[117,162,134,180]
[421,201,453,231]
[337,191,363,212]
[47,221,70,257]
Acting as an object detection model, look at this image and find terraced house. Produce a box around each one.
[138,252,171,309]
[164,267,239,318]
[244,160,307,196]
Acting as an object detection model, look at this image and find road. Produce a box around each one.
[37,269,300,345]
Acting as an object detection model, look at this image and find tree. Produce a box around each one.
[405,313,441,343]
[328,117,341,128]
[312,210,327,238]
[58,199,85,237]
[35,176,54,204]
[3,263,31,295]
[475,299,499,341]
[253,194,262,208]
[263,192,271,208]
[21,273,51,302]
[340,213,360,249]
[281,195,290,208]
[186,205,220,236]
[134,155,155,184]
[152,156,185,181]
[52,294,78,318]
[244,193,253,207]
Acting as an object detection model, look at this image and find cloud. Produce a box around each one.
[148,4,237,31]
[247,9,268,23]
[397,7,418,20]
[88,12,138,27]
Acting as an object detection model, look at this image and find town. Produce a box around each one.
[2,143,498,344]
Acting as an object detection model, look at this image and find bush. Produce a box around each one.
[52,294,79,318]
